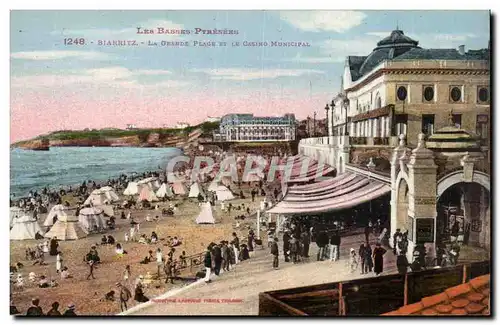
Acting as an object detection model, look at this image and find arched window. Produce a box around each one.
[375,93,382,109]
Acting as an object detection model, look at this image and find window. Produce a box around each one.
[422,114,435,136]
[452,114,462,128]
[477,87,489,103]
[476,115,489,140]
[450,86,462,102]
[423,85,435,102]
[397,85,408,101]
[395,114,408,136]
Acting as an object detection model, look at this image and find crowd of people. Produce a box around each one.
[201,230,257,283]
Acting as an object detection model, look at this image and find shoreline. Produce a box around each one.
[10,147,184,201]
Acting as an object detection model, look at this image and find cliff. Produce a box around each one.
[12,121,220,150]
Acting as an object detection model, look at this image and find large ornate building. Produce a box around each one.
[299,29,490,260]
[328,29,490,148]
[214,113,296,142]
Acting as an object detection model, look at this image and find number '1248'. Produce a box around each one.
[64,38,85,45]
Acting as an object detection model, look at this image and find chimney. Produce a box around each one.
[458,45,465,55]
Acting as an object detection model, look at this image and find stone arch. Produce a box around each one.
[394,177,410,233]
[437,171,490,197]
[437,171,490,249]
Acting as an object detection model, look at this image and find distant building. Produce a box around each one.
[205,116,221,123]
[175,122,190,129]
[214,113,296,142]
[126,124,137,130]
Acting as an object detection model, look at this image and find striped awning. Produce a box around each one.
[267,172,390,215]
[272,155,335,184]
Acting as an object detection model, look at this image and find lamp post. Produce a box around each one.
[313,111,317,137]
[324,103,330,144]
[343,98,350,136]
[330,99,335,137]
[367,157,376,219]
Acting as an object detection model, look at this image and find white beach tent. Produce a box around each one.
[221,176,235,188]
[10,207,28,228]
[188,182,206,198]
[208,181,219,192]
[78,207,107,232]
[172,181,188,196]
[10,215,45,240]
[44,204,75,227]
[137,177,161,191]
[139,186,159,202]
[97,203,115,217]
[84,187,120,206]
[123,182,139,196]
[214,185,235,202]
[45,214,88,241]
[156,183,173,199]
[196,202,215,224]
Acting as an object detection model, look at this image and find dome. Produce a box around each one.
[426,125,481,151]
[376,30,419,48]
[358,30,420,76]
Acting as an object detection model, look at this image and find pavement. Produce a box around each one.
[132,232,399,315]
[130,231,489,315]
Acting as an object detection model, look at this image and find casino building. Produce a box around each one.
[214,113,296,142]
[299,29,490,259]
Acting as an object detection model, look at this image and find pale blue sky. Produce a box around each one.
[10,10,490,141]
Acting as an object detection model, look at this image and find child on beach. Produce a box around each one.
[123,265,131,282]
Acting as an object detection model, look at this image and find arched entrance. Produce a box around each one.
[437,181,490,249]
[396,178,409,233]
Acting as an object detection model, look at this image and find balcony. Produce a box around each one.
[299,136,398,148]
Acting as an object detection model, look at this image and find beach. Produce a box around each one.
[10,182,263,315]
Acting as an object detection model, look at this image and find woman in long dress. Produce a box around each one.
[372,243,387,276]
[56,253,63,273]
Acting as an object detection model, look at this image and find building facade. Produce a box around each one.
[298,29,490,261]
[214,113,296,142]
[328,30,490,148]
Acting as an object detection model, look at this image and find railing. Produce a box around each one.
[350,137,367,145]
[299,136,398,147]
[259,260,490,316]
[299,136,330,145]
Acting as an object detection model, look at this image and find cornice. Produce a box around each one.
[345,68,490,92]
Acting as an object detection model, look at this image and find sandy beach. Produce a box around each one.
[10,184,263,315]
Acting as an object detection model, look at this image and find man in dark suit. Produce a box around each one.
[270,237,279,269]
[316,230,329,261]
[283,230,291,262]
[212,243,222,276]
[330,227,341,262]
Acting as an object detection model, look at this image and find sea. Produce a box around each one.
[10,147,182,199]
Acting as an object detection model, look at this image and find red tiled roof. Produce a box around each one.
[382,274,490,316]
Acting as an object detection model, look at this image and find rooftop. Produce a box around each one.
[346,30,490,82]
[383,274,490,316]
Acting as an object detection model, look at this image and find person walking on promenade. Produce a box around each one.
[231,233,240,264]
[316,230,328,261]
[283,230,291,262]
[329,227,341,262]
[270,237,279,269]
[373,243,387,276]
[204,245,212,283]
[301,230,310,258]
[364,223,372,244]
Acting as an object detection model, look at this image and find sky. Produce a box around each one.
[10,10,490,142]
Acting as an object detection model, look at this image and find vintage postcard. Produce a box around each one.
[10,9,491,316]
